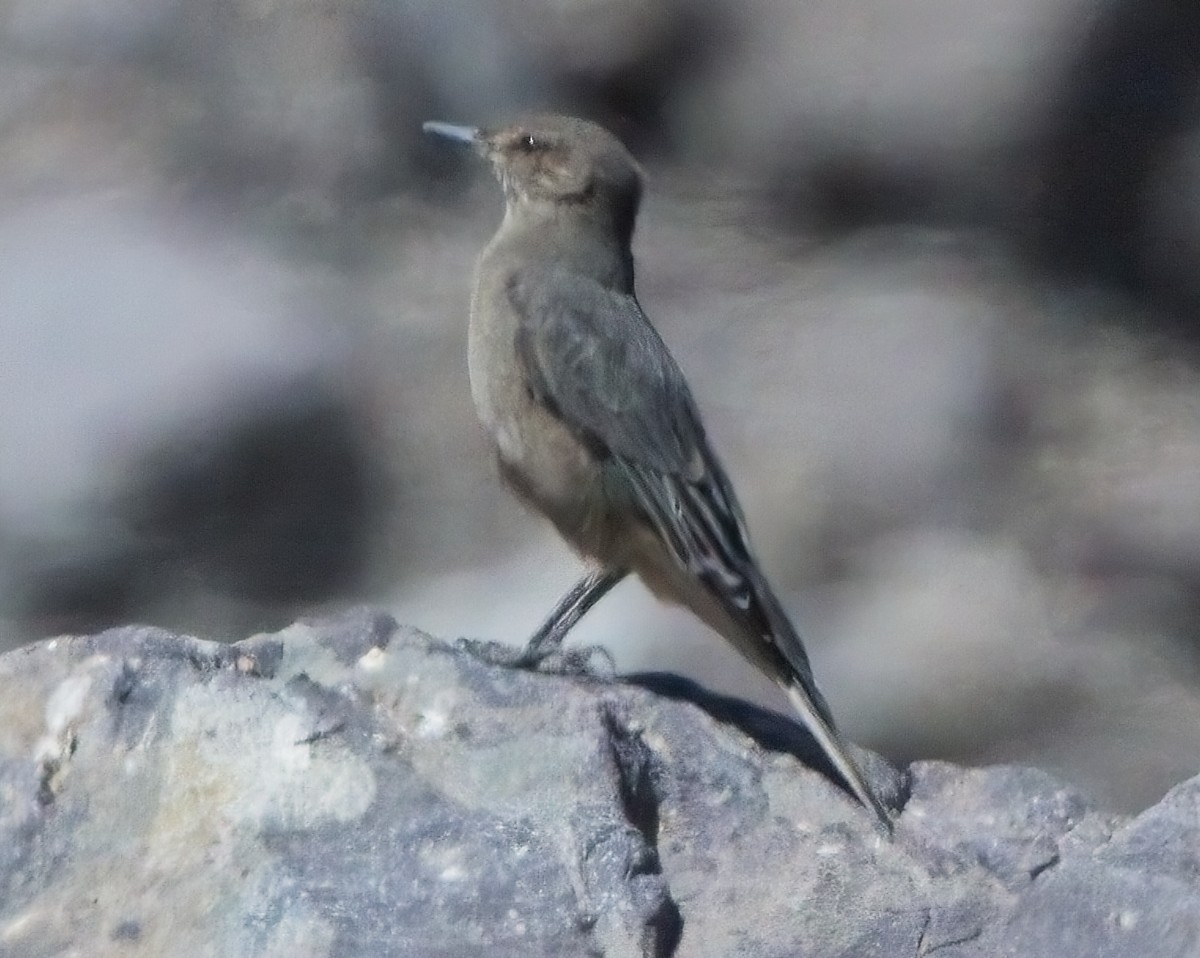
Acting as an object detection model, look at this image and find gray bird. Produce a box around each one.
[424,114,891,829]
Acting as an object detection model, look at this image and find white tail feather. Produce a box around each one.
[786,684,892,833]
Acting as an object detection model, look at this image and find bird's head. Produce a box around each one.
[424,114,643,236]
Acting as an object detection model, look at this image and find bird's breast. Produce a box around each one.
[467,264,522,440]
[467,258,611,554]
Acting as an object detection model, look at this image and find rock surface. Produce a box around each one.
[0,610,1197,957]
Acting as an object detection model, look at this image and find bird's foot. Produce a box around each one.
[454,569,626,678]
[454,637,616,679]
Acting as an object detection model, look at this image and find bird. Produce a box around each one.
[423,114,892,830]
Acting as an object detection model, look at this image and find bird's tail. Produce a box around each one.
[784,683,892,832]
[749,569,893,833]
[621,458,891,829]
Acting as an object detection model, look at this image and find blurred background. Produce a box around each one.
[3,0,1200,813]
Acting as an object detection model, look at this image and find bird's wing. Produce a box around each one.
[509,267,702,475]
[508,266,828,706]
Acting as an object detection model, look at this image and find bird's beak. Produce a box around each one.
[422,121,484,151]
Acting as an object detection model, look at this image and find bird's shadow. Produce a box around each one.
[622,670,902,811]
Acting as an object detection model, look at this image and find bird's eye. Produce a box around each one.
[518,133,539,151]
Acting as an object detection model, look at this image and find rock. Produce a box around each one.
[0,609,1197,957]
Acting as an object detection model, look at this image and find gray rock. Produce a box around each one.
[0,609,1196,957]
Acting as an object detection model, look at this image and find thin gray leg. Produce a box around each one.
[519,568,627,664]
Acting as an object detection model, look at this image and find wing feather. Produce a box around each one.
[508,267,810,666]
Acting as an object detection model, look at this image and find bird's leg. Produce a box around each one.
[456,568,627,675]
[518,567,627,664]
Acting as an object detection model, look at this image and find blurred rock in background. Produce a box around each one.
[1,0,1199,813]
